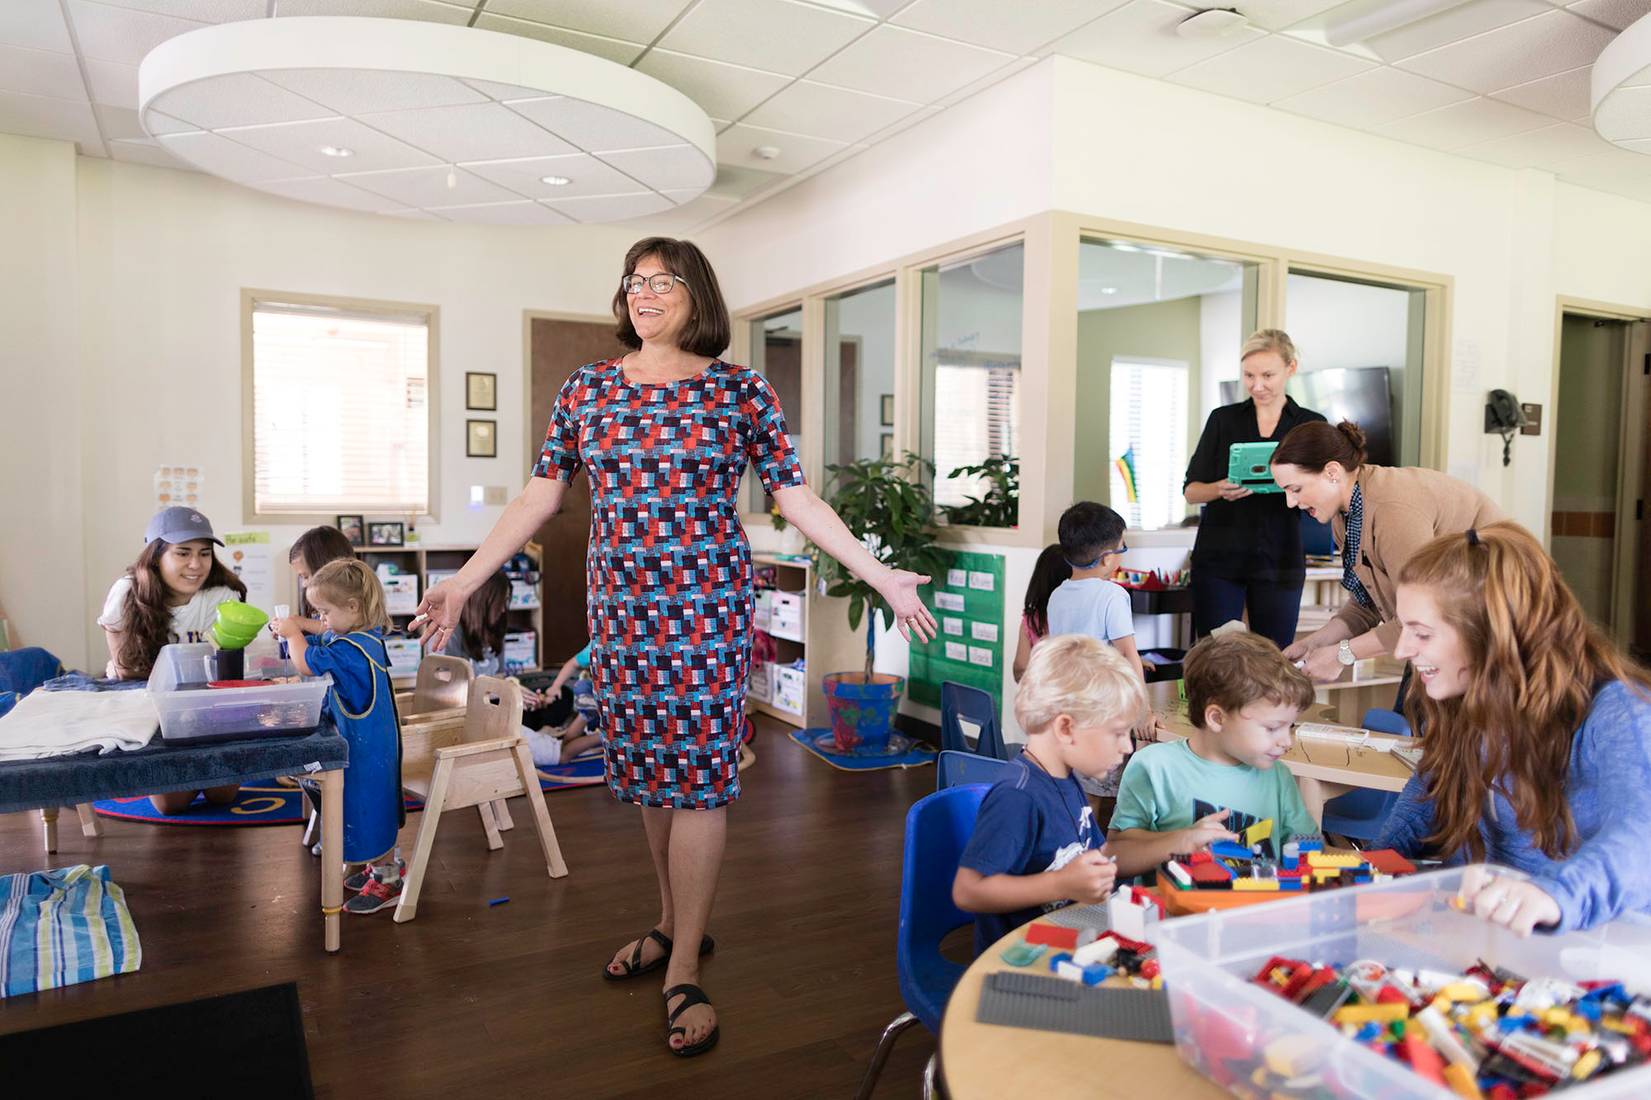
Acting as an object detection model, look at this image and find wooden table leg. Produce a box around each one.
[76,803,102,838]
[319,768,344,953]
[41,807,59,856]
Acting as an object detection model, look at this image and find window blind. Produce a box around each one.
[251,301,431,515]
[933,359,1019,508]
[1109,358,1188,531]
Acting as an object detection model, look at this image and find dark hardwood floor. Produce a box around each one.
[0,718,938,1098]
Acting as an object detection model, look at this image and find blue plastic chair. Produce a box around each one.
[940,681,1008,760]
[1319,708,1410,844]
[856,784,989,1099]
[936,748,1019,791]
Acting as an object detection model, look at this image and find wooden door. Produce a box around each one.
[528,317,626,657]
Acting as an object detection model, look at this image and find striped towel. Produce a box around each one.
[1,864,141,997]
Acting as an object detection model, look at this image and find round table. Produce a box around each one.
[938,919,1227,1099]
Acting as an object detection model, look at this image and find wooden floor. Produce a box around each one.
[0,719,940,1098]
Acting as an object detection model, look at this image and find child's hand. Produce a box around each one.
[520,688,542,707]
[1177,809,1238,853]
[271,616,304,640]
[1056,849,1117,905]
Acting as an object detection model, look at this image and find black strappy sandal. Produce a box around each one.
[663,983,720,1057]
[602,929,716,982]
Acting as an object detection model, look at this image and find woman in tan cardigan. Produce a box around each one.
[1268,421,1501,683]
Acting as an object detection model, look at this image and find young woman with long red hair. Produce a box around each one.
[1378,521,1651,934]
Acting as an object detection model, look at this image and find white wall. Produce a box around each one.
[834,282,897,462]
[4,143,640,668]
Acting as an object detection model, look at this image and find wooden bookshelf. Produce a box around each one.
[747,553,861,731]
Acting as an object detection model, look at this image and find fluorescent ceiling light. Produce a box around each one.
[1320,0,1473,46]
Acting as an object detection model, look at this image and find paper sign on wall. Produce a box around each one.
[943,618,964,636]
[968,571,995,592]
[970,621,999,643]
[945,641,968,662]
[154,464,203,511]
[968,646,993,667]
[935,592,965,612]
[947,569,968,588]
[223,532,274,611]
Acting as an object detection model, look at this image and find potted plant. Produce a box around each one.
[775,453,948,753]
[938,455,1019,528]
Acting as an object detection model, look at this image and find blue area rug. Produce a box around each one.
[788,728,937,772]
[91,754,607,825]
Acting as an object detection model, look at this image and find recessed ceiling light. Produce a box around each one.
[319,145,353,158]
[540,175,571,186]
[1100,287,1118,295]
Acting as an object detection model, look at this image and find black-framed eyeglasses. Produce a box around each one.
[622,273,690,295]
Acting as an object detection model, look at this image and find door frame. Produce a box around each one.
[521,309,613,481]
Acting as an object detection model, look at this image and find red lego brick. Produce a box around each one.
[1024,923,1079,950]
[1364,849,1416,876]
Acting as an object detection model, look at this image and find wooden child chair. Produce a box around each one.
[394,675,569,923]
[395,654,473,722]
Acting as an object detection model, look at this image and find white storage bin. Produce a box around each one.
[148,643,330,744]
[384,638,422,678]
[754,589,774,632]
[769,591,805,642]
[771,664,807,716]
[509,580,539,608]
[1155,865,1651,1100]
[503,631,537,672]
[381,574,419,615]
[748,663,773,703]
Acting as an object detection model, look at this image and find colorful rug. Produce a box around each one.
[788,728,937,772]
[91,754,607,825]
[1,864,140,998]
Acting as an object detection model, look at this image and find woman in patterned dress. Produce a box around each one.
[416,238,937,1057]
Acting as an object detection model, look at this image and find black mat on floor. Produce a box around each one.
[0,981,314,1096]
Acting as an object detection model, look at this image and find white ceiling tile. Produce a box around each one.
[508,96,683,151]
[597,144,716,191]
[218,117,441,174]
[715,121,845,175]
[0,0,73,54]
[359,102,579,162]
[95,103,148,140]
[634,49,791,122]
[158,129,311,181]
[829,0,911,15]
[1374,94,1553,150]
[471,14,647,65]
[380,207,446,220]
[545,191,673,222]
[262,70,487,116]
[930,56,1037,109]
[270,0,472,22]
[1047,0,1265,79]
[1396,10,1614,94]
[465,152,650,198]
[1231,0,1347,31]
[1362,0,1551,63]
[891,0,1124,55]
[1171,33,1374,103]
[658,0,874,78]
[143,110,196,134]
[83,59,137,107]
[255,175,401,212]
[0,90,102,148]
[481,0,686,41]
[642,190,741,231]
[1566,0,1651,30]
[149,73,338,130]
[1458,121,1617,168]
[1595,85,1651,140]
[460,78,545,102]
[809,24,1014,103]
[335,164,525,206]
[0,44,88,100]
[423,199,576,224]
[705,162,786,199]
[860,104,942,144]
[65,0,204,64]
[107,136,192,169]
[1490,66,1592,121]
[85,0,263,20]
[743,80,921,144]
[1274,66,1474,129]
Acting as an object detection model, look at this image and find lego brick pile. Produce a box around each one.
[1250,955,1650,1097]
[1008,886,1168,988]
[1162,832,1418,894]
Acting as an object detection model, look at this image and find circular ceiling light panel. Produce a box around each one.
[138,17,716,224]
[1592,13,1651,151]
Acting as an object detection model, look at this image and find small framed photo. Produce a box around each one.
[467,418,497,458]
[466,371,497,411]
[880,394,894,427]
[880,432,894,460]
[368,521,405,547]
[335,514,365,548]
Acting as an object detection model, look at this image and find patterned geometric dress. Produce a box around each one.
[532,359,805,809]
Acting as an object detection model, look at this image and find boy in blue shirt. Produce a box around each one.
[1107,632,1318,877]
[952,636,1147,954]
[1046,501,1144,681]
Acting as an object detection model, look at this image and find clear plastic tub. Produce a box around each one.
[1154,865,1651,1099]
[148,643,331,743]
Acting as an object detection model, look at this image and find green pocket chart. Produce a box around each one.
[907,549,1007,713]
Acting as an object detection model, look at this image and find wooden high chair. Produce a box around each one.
[394,654,473,722]
[394,675,568,923]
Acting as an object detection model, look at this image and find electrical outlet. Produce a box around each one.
[484,485,508,505]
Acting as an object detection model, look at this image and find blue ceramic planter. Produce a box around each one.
[822,673,905,754]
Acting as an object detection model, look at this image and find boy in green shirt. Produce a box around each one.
[1107,632,1318,877]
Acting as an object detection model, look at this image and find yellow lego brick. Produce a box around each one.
[1602,1017,1636,1035]
[1306,850,1363,869]
[1233,878,1281,892]
[1312,868,1341,882]
[1572,1049,1603,1080]
[1334,1002,1409,1025]
[1438,982,1491,1004]
[1443,1063,1484,1100]
[1243,818,1274,848]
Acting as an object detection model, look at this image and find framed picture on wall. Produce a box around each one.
[881,432,894,460]
[466,371,497,410]
[335,514,365,548]
[880,394,894,426]
[467,418,497,458]
[368,521,404,547]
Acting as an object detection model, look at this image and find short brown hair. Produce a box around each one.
[611,237,731,358]
[1270,419,1368,474]
[308,558,390,632]
[1184,633,1314,729]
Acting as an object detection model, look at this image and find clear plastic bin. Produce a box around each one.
[148,643,331,743]
[1154,865,1651,1099]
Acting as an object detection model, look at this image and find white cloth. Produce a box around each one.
[0,690,158,761]
[97,578,240,645]
[523,727,562,767]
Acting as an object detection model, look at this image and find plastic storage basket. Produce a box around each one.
[148,643,331,743]
[1154,865,1651,1099]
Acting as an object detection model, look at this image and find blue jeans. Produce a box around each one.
[1191,574,1304,651]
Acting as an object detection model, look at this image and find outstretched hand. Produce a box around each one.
[411,578,469,653]
[877,569,938,643]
